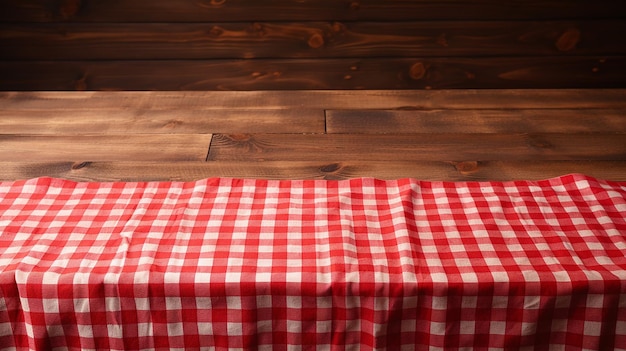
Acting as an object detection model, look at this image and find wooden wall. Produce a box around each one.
[1,0,625,90]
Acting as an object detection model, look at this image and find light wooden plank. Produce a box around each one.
[2,90,625,111]
[0,109,323,134]
[326,109,626,134]
[1,161,625,182]
[207,133,626,162]
[0,134,212,162]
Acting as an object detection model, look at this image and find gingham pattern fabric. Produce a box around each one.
[0,175,625,351]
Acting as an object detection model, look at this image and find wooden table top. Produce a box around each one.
[1,89,625,182]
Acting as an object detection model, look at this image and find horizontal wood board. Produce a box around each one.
[3,90,626,110]
[3,0,625,22]
[2,161,626,182]
[0,134,212,162]
[0,109,324,134]
[326,109,626,134]
[1,89,624,181]
[2,21,625,60]
[206,133,626,162]
[1,57,623,90]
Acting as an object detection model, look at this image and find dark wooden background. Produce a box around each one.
[1,0,625,90]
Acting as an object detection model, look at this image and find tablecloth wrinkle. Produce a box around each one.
[0,174,625,350]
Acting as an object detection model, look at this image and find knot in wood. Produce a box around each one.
[349,2,360,11]
[454,161,478,174]
[209,26,224,37]
[332,22,346,33]
[163,120,183,129]
[409,62,427,80]
[210,0,227,6]
[71,161,91,170]
[308,33,325,49]
[59,0,81,19]
[555,28,581,52]
[251,23,266,36]
[320,163,342,173]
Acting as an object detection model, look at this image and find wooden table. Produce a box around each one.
[1,89,625,182]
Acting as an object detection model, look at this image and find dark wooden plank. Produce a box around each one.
[326,109,626,134]
[0,134,212,161]
[0,109,324,134]
[2,90,626,110]
[3,21,625,60]
[207,133,626,162]
[1,57,624,91]
[2,0,624,22]
[2,161,625,182]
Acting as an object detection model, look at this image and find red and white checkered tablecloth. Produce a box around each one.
[0,174,625,350]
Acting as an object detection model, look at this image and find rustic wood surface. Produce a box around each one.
[3,161,626,183]
[1,56,624,91]
[0,134,212,162]
[2,0,624,22]
[2,21,625,60]
[3,90,625,109]
[0,89,625,182]
[206,133,626,162]
[0,109,324,134]
[2,0,624,90]
[326,109,626,134]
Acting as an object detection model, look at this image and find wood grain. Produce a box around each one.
[0,89,625,181]
[207,133,626,162]
[2,21,624,60]
[0,109,324,134]
[2,161,625,182]
[3,90,625,110]
[326,109,626,134]
[2,0,624,22]
[2,1,624,92]
[1,56,624,90]
[0,134,212,162]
